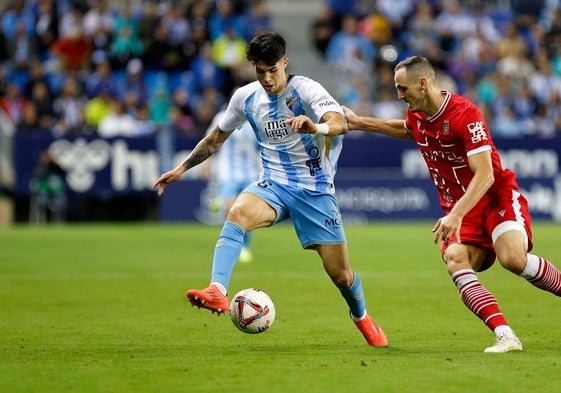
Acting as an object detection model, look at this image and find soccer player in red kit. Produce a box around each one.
[343,55,561,353]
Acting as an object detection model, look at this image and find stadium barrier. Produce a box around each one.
[13,133,561,222]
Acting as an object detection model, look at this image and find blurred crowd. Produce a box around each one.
[312,0,561,139]
[3,0,561,141]
[0,0,271,139]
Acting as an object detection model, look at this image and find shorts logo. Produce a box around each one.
[325,209,342,227]
[498,210,506,217]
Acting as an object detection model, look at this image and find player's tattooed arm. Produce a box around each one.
[179,127,233,172]
[152,126,234,196]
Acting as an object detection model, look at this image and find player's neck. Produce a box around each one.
[423,89,446,117]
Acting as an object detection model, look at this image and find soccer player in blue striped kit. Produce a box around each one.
[152,32,387,346]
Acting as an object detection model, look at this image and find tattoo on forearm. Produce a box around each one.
[180,140,215,170]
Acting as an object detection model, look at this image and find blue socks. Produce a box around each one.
[210,221,245,292]
[339,273,366,320]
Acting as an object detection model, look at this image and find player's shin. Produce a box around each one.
[339,272,366,320]
[210,221,245,293]
[521,254,561,296]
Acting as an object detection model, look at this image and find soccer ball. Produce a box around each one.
[229,288,275,334]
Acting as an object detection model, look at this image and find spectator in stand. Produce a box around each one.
[404,0,438,55]
[212,26,247,96]
[310,6,338,57]
[138,0,162,51]
[52,76,87,137]
[169,87,195,136]
[23,61,53,100]
[134,103,157,136]
[160,4,192,69]
[35,0,59,60]
[433,0,477,54]
[58,4,85,39]
[84,87,114,133]
[325,14,375,99]
[6,20,39,71]
[323,0,360,30]
[240,0,272,42]
[492,105,525,139]
[0,82,28,127]
[528,50,561,105]
[375,0,416,39]
[496,44,535,92]
[511,80,539,122]
[358,9,393,48]
[191,87,223,132]
[0,0,35,42]
[371,85,405,120]
[16,103,43,133]
[29,81,56,130]
[50,25,92,72]
[208,0,243,42]
[527,102,556,138]
[497,20,529,60]
[82,0,115,39]
[148,77,172,129]
[119,58,148,106]
[143,20,185,71]
[97,99,137,138]
[110,24,144,69]
[85,59,117,99]
[191,42,225,94]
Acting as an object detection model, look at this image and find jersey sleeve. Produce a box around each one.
[218,88,248,132]
[457,104,493,157]
[305,80,344,121]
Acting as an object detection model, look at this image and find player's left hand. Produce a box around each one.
[152,168,182,196]
[432,214,462,245]
[285,115,315,134]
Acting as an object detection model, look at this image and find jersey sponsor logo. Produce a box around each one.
[305,146,322,176]
[467,121,488,143]
[262,118,290,145]
[318,100,336,107]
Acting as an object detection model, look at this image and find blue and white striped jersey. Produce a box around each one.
[218,76,344,193]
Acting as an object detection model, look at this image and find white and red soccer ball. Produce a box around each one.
[229,288,275,334]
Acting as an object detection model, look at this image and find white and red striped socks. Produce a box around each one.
[452,269,509,331]
[520,254,561,296]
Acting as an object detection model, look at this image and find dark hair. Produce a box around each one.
[246,32,286,65]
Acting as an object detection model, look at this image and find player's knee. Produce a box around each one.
[443,248,469,276]
[497,250,527,275]
[328,269,354,288]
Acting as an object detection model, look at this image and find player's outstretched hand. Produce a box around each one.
[285,115,315,134]
[342,106,359,130]
[152,168,182,196]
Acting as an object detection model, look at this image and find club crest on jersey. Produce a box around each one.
[443,120,449,135]
[285,96,300,113]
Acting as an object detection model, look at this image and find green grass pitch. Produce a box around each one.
[1,221,560,393]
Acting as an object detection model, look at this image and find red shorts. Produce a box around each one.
[440,189,533,271]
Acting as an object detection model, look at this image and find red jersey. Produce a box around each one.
[404,91,519,213]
